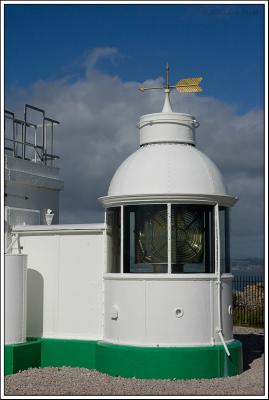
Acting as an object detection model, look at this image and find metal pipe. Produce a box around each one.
[215,203,230,357]
[44,116,60,125]
[24,104,45,162]
[6,105,60,165]
[167,203,172,273]
[51,122,53,166]
[5,234,19,254]
[21,122,24,158]
[120,205,124,273]
[25,104,45,114]
[44,116,46,164]
[12,114,15,156]
[13,229,104,235]
[34,126,37,162]
[4,111,15,156]
[15,121,18,156]
[23,106,27,160]
[44,117,59,167]
[218,329,230,357]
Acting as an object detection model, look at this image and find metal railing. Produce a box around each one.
[4,104,60,166]
[232,275,264,328]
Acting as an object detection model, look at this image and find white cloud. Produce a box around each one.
[85,47,120,71]
[6,48,264,258]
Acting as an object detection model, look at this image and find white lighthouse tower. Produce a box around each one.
[98,66,243,379]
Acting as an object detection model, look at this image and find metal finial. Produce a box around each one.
[165,63,169,89]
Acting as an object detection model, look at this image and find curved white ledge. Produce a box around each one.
[99,193,238,208]
[103,273,233,280]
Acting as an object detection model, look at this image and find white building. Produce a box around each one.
[4,88,243,379]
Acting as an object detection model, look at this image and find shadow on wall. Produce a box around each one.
[233,333,264,371]
[27,269,44,338]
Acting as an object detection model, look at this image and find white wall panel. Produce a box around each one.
[146,280,212,345]
[20,235,60,337]
[57,234,104,339]
[18,228,105,340]
[104,279,146,344]
[103,275,233,347]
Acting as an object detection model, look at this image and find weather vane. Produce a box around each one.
[139,63,203,93]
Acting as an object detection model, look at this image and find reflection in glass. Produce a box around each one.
[124,205,168,273]
[219,207,231,273]
[171,205,214,273]
[107,207,121,273]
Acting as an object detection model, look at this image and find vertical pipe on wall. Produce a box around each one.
[167,203,172,274]
[104,209,108,272]
[120,205,124,274]
[102,211,107,333]
[215,203,230,357]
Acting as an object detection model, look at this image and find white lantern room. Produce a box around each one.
[98,82,242,378]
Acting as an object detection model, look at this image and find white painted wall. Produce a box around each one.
[7,225,233,347]
[12,226,106,340]
[103,274,233,347]
[5,255,27,344]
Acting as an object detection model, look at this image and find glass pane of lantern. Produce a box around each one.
[124,205,168,273]
[107,207,121,273]
[171,205,214,273]
[219,206,231,273]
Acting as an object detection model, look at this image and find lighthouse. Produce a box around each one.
[4,67,243,379]
[98,66,243,379]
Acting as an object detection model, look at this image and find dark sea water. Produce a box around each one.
[232,258,264,278]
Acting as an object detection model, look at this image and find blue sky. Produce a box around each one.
[4,3,265,259]
[5,3,264,113]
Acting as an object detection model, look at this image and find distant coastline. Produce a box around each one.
[232,258,264,277]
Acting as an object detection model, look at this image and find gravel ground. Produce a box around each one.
[4,326,265,396]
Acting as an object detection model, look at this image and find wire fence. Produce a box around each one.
[232,275,264,328]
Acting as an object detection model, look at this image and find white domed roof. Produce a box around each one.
[108,143,227,197]
[100,89,236,207]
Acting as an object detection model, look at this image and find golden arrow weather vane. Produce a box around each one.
[139,63,203,94]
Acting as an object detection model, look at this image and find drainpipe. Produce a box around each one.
[215,203,230,357]
[5,233,19,254]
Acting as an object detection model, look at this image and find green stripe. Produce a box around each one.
[4,338,242,379]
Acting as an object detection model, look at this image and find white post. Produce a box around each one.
[167,203,172,274]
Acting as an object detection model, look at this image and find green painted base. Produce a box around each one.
[96,340,243,379]
[41,338,96,369]
[4,339,42,376]
[4,338,97,376]
[4,338,243,380]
